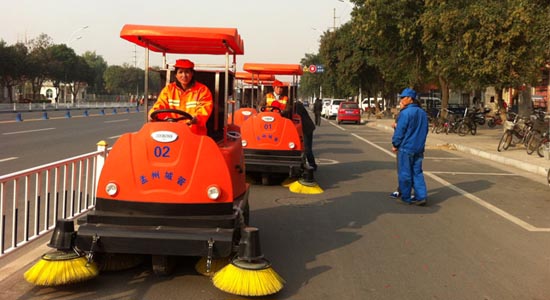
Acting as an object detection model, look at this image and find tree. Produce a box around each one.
[103,64,144,96]
[103,65,127,94]
[67,56,94,102]
[46,44,79,102]
[352,0,427,91]
[0,41,28,102]
[82,51,107,94]
[26,34,53,100]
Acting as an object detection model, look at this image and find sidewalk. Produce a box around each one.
[364,117,550,179]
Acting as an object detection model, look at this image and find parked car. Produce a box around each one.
[361,97,382,112]
[322,99,345,119]
[418,97,441,110]
[337,101,361,124]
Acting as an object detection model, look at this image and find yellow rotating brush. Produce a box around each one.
[212,227,284,296]
[24,219,99,286]
[288,167,323,194]
[24,250,98,286]
[281,177,297,187]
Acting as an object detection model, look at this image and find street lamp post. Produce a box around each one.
[66,26,89,45]
[64,26,89,103]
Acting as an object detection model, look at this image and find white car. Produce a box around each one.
[418,97,441,110]
[361,97,383,111]
[322,99,346,119]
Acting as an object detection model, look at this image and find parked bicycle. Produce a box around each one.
[497,112,532,152]
[526,111,550,157]
[431,109,444,133]
[458,107,477,136]
[487,110,505,128]
[443,108,464,134]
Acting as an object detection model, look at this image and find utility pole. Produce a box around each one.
[134,45,139,101]
[333,8,337,31]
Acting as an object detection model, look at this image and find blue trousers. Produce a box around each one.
[397,150,427,202]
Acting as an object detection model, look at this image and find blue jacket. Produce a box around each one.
[392,103,429,154]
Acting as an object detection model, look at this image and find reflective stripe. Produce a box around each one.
[186,101,197,108]
[168,99,180,106]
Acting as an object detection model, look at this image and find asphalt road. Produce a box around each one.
[0,115,549,299]
[0,111,145,175]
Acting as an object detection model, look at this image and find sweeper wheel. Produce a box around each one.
[152,255,176,276]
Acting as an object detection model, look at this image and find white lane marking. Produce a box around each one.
[2,128,55,135]
[108,135,121,140]
[351,132,549,232]
[104,119,128,123]
[425,172,550,232]
[429,171,517,176]
[328,120,346,131]
[352,133,395,157]
[0,157,18,162]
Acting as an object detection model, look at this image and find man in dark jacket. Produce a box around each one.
[313,98,323,126]
[296,100,318,171]
[391,88,428,205]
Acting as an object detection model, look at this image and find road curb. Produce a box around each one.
[453,144,548,177]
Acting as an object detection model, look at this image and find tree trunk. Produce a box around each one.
[438,75,450,117]
[70,82,82,104]
[519,86,533,117]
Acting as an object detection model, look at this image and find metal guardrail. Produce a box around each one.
[0,143,109,256]
[0,102,136,113]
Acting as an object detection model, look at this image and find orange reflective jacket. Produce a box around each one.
[265,93,288,110]
[149,81,213,135]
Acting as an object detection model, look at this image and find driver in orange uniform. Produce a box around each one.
[149,59,213,135]
[263,80,288,111]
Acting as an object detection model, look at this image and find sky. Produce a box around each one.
[1,0,352,73]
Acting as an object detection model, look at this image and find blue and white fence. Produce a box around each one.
[0,142,109,256]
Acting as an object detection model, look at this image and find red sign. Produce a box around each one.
[308,65,317,73]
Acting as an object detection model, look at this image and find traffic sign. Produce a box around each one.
[316,65,324,73]
[308,65,317,73]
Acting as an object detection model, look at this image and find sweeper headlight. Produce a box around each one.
[241,139,248,147]
[207,185,221,200]
[105,182,119,196]
[288,142,296,149]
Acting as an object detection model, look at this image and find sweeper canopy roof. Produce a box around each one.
[120,24,245,55]
[242,63,303,75]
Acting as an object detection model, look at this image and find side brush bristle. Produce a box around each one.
[24,251,99,286]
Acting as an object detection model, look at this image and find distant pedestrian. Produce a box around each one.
[391,88,429,205]
[295,100,318,171]
[313,98,322,126]
[498,98,508,113]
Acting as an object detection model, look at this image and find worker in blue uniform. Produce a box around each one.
[391,88,429,206]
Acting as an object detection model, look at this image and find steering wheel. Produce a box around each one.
[227,131,241,140]
[260,106,282,113]
[150,109,193,122]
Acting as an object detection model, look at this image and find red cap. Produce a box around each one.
[174,59,194,69]
[272,80,283,87]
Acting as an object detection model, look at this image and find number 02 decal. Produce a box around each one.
[154,146,170,158]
